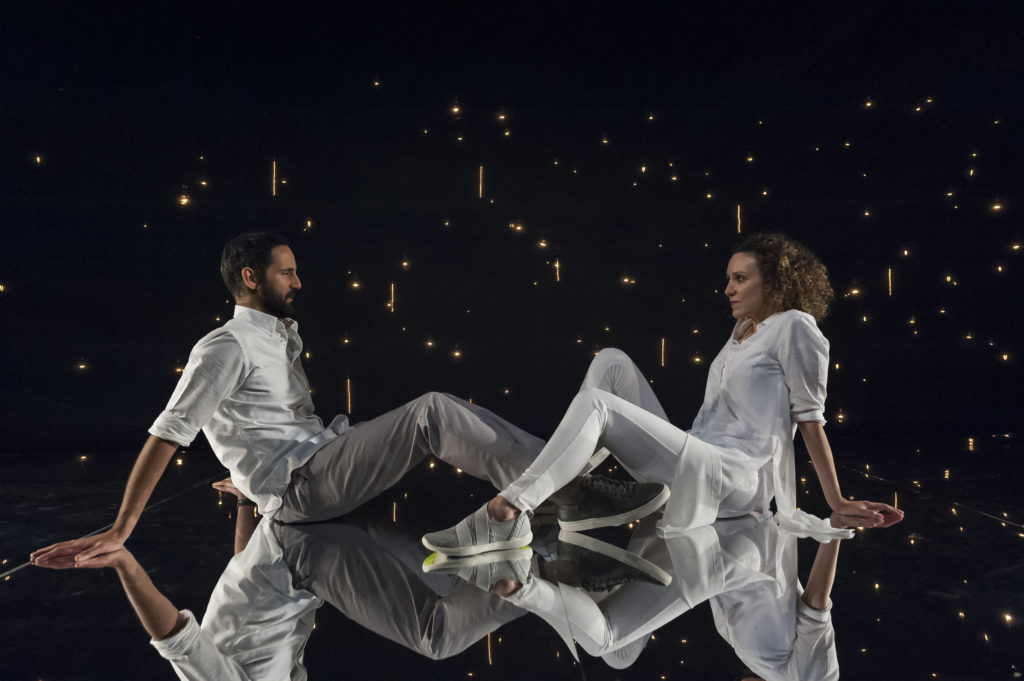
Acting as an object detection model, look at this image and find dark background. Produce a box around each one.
[1,4,1023,678]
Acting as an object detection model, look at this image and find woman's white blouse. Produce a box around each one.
[661,309,851,541]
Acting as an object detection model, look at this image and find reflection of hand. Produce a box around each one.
[212,477,247,501]
[30,529,127,568]
[830,508,903,530]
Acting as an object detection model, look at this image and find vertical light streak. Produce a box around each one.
[888,268,893,296]
[554,259,561,282]
[479,165,484,198]
[736,204,742,234]
[346,377,352,414]
[389,282,396,313]
[487,633,493,665]
[272,160,277,197]
[660,337,666,367]
[392,501,397,523]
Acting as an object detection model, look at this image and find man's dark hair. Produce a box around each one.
[220,232,291,298]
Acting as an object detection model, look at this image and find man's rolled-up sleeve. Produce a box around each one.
[778,314,829,424]
[149,332,247,446]
[151,610,250,681]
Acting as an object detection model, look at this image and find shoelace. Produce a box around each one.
[582,475,635,496]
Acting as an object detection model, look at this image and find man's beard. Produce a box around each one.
[256,284,296,318]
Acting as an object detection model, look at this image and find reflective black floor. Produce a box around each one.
[3,435,1022,681]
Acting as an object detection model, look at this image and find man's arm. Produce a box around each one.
[31,435,179,566]
[212,477,260,555]
[797,421,903,521]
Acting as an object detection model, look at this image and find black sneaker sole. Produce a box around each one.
[557,484,670,532]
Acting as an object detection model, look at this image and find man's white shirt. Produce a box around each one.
[149,306,348,516]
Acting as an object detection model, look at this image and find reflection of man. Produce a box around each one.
[47,492,523,680]
[32,232,545,634]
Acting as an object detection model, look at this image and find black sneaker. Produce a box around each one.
[554,530,672,591]
[556,475,670,531]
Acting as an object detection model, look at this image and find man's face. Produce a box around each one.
[254,245,302,318]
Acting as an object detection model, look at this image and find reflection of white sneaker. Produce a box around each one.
[422,548,533,592]
[601,635,648,670]
[422,503,533,556]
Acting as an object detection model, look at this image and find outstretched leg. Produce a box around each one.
[278,392,544,523]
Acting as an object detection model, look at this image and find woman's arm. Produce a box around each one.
[797,421,903,521]
[801,535,840,610]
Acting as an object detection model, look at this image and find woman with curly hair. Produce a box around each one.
[423,233,901,571]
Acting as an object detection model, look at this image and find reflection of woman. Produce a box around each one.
[425,233,902,564]
[506,511,890,680]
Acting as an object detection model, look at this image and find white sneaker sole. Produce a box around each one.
[422,546,533,573]
[557,484,670,532]
[422,531,534,557]
[558,530,673,586]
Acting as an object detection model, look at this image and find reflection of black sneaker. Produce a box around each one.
[556,530,672,591]
[557,475,670,531]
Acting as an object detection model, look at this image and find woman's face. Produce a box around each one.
[725,251,768,322]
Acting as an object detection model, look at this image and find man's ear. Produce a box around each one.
[240,266,259,292]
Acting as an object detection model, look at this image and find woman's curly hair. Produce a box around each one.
[732,233,834,322]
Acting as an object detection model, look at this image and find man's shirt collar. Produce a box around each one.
[233,305,298,336]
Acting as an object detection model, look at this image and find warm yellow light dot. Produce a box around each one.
[538,240,548,248]
[176,458,183,466]
[351,281,361,289]
[373,80,381,87]
[863,210,871,217]
[1002,354,1009,361]
[692,355,703,364]
[640,165,647,173]
[671,175,677,182]
[1012,243,1021,251]
[746,155,754,162]
[958,612,965,618]
[425,340,434,348]
[705,192,712,199]
[503,129,511,137]
[865,100,873,108]
[174,366,184,374]
[178,194,191,206]
[451,105,461,115]
[77,363,87,370]
[844,141,851,148]
[648,114,654,121]
[991,203,1003,212]
[451,349,463,359]
[601,136,609,144]
[915,106,922,112]
[79,455,88,462]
